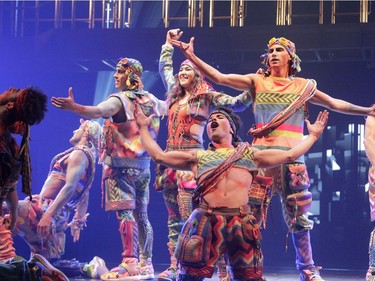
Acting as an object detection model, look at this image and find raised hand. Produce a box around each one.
[170,36,195,59]
[305,110,329,139]
[51,87,76,111]
[166,28,183,45]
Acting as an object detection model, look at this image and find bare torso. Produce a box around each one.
[201,167,253,208]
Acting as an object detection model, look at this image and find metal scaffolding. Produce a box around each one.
[0,1,372,37]
[276,0,371,26]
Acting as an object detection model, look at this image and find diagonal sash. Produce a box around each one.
[192,142,248,203]
[248,79,317,138]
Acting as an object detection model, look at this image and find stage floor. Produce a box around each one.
[68,265,366,280]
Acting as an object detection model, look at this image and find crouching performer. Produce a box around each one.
[16,119,101,261]
[134,104,328,281]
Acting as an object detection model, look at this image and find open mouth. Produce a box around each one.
[211,121,219,129]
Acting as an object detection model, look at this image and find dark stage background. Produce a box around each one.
[0,0,375,273]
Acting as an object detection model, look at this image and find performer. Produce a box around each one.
[15,119,101,263]
[0,87,68,281]
[158,29,251,281]
[135,104,328,281]
[365,116,375,281]
[51,57,167,280]
[171,35,375,281]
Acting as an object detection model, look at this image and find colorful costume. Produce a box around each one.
[175,145,263,281]
[0,134,20,262]
[16,145,95,259]
[158,44,252,279]
[367,165,375,281]
[251,75,319,278]
[99,87,166,279]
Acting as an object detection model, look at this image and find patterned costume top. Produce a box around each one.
[252,75,315,161]
[48,145,95,211]
[159,44,252,151]
[0,134,20,200]
[100,90,167,168]
[196,146,258,181]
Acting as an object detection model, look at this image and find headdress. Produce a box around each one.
[260,37,302,75]
[82,119,101,157]
[116,57,143,91]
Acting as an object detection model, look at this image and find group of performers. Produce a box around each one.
[1,29,375,281]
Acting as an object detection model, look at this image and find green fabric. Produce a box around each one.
[0,256,33,281]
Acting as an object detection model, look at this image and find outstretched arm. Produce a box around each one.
[311,90,375,117]
[254,110,329,168]
[51,87,122,119]
[37,150,88,238]
[170,36,257,91]
[134,103,197,171]
[365,116,375,165]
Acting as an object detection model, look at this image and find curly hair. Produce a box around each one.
[14,87,47,125]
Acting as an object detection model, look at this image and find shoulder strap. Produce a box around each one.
[192,142,248,202]
[248,79,317,138]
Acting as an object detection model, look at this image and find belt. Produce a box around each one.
[198,202,251,216]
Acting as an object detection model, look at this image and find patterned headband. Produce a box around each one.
[209,109,237,136]
[180,59,204,78]
[116,57,144,90]
[260,37,302,74]
[82,120,101,155]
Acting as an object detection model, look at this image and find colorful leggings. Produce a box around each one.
[161,168,195,247]
[257,163,314,271]
[369,165,375,222]
[103,166,153,260]
[368,165,375,268]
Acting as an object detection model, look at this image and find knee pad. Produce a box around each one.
[285,190,312,224]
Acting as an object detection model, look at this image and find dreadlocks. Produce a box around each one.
[14,87,47,125]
